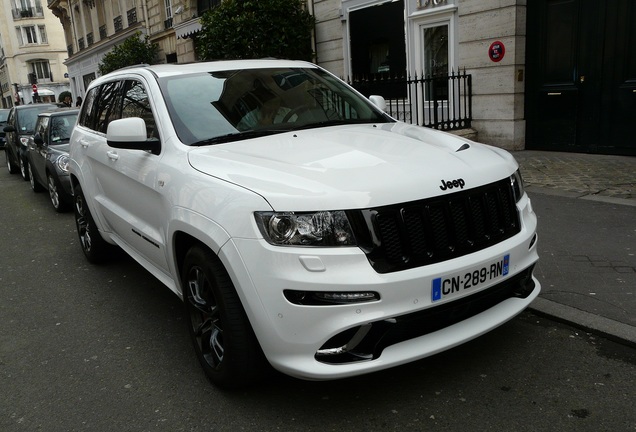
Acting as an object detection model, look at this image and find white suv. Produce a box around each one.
[69,60,540,388]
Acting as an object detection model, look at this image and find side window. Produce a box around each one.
[35,117,48,141]
[78,87,99,131]
[121,80,157,139]
[95,81,124,134]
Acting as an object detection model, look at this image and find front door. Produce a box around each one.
[526,0,636,155]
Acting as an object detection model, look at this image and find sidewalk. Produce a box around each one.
[511,150,636,347]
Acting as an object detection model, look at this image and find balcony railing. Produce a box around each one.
[78,37,85,50]
[114,15,123,32]
[99,25,107,40]
[164,17,173,29]
[87,32,94,46]
[11,6,44,19]
[348,70,473,131]
[67,44,73,56]
[127,8,137,25]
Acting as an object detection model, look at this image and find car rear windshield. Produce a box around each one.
[158,67,392,146]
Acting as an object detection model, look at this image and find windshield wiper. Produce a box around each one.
[191,129,286,146]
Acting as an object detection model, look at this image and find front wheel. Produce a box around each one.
[182,245,265,389]
[74,183,111,263]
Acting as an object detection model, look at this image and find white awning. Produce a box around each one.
[36,87,55,96]
[175,18,203,39]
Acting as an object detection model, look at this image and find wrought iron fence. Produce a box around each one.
[348,70,472,131]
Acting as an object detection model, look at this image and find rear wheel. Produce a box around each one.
[6,149,18,174]
[182,245,264,389]
[28,162,44,192]
[74,183,111,263]
[19,156,29,181]
[48,173,69,212]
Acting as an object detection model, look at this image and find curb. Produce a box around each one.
[528,297,636,349]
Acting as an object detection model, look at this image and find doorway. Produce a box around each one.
[525,0,636,155]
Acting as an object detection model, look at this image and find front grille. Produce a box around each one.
[348,178,520,273]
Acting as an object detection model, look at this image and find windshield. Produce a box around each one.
[158,67,392,145]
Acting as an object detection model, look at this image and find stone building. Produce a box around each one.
[0,0,70,107]
[312,0,635,155]
[46,0,635,155]
[46,0,218,100]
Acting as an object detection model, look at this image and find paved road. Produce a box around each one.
[1,155,635,431]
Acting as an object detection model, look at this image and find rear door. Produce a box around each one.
[91,78,169,273]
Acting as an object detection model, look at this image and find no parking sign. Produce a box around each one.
[488,41,505,62]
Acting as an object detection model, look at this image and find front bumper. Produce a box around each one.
[219,195,540,380]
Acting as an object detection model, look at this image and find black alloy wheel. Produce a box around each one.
[182,245,264,389]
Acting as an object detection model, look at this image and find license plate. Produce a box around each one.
[431,254,510,302]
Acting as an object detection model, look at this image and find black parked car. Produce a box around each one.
[26,109,79,212]
[0,108,10,149]
[4,103,62,180]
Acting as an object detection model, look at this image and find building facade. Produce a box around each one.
[46,0,218,100]
[46,0,635,155]
[0,0,71,107]
[313,0,635,155]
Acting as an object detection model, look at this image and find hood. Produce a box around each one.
[188,123,517,211]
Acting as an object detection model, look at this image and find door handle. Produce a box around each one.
[547,92,561,96]
[107,151,119,161]
[79,139,89,148]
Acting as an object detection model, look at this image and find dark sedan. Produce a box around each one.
[26,109,79,212]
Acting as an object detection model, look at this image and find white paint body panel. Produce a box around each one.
[69,60,540,380]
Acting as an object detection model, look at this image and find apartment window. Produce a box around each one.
[38,25,47,44]
[16,25,47,45]
[30,60,51,81]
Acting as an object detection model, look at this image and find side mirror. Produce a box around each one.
[34,133,44,146]
[3,125,15,133]
[369,95,387,112]
[106,117,160,155]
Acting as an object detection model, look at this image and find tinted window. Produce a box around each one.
[121,80,157,139]
[95,81,123,133]
[79,87,99,130]
[50,114,78,143]
[35,116,49,141]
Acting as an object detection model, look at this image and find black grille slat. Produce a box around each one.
[354,178,521,273]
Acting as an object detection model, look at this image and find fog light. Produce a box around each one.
[284,290,380,305]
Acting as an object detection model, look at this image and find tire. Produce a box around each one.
[19,155,29,181]
[28,162,44,192]
[74,183,111,263]
[182,245,264,389]
[6,149,18,174]
[48,173,69,212]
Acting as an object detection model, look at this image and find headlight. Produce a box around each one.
[56,155,70,173]
[255,211,356,246]
[510,169,524,202]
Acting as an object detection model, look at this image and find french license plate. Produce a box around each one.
[431,254,510,302]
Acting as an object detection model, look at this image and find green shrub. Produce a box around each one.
[98,32,158,75]
[196,0,315,61]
